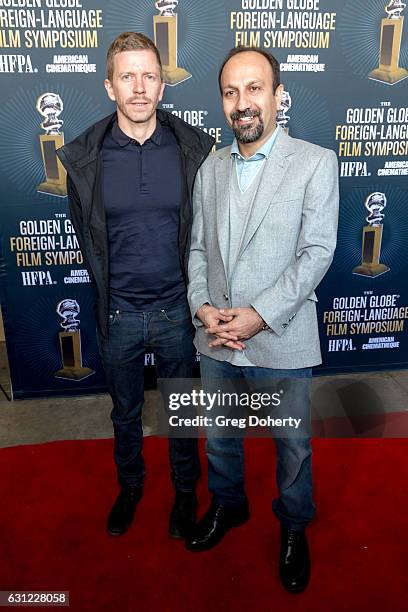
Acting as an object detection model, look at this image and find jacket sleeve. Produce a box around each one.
[251,149,339,336]
[66,174,93,275]
[187,167,211,328]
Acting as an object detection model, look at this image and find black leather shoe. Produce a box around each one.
[185,498,250,552]
[279,525,310,593]
[169,490,197,539]
[106,486,143,536]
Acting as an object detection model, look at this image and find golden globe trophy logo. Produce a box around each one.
[353,192,390,278]
[54,299,95,381]
[36,92,67,197]
[153,0,192,86]
[369,1,408,84]
[276,90,291,134]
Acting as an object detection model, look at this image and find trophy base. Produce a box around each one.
[54,366,95,381]
[368,67,408,84]
[352,263,390,277]
[163,66,192,86]
[37,181,67,197]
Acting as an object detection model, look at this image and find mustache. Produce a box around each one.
[127,96,151,104]
[230,108,260,121]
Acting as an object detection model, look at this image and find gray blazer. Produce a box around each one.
[187,128,339,369]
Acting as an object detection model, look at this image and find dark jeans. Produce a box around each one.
[200,354,315,531]
[97,300,200,491]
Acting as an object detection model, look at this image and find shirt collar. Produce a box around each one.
[230,125,280,161]
[111,117,163,147]
[148,121,163,146]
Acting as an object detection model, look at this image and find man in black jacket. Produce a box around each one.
[57,32,214,538]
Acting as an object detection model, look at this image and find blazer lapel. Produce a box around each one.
[215,153,232,279]
[236,130,295,260]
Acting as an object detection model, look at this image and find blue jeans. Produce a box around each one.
[97,300,200,491]
[200,354,315,531]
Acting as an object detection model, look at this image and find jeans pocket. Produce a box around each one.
[160,303,191,324]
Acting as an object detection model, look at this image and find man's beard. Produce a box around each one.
[231,109,264,144]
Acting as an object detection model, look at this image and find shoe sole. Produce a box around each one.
[106,520,133,537]
[279,569,310,594]
[280,580,310,594]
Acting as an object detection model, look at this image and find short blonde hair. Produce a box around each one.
[106,32,163,81]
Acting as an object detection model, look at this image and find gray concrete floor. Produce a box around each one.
[1,341,407,447]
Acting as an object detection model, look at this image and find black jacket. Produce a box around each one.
[57,109,214,338]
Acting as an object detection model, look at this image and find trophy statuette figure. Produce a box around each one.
[368,1,408,84]
[153,0,192,85]
[386,0,406,19]
[353,192,390,277]
[276,90,291,134]
[54,299,95,381]
[36,92,67,197]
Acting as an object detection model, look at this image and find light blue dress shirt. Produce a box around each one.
[230,125,280,192]
[226,126,281,366]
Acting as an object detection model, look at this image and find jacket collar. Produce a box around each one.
[59,109,214,169]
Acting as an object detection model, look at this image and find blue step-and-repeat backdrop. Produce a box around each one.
[0,0,407,398]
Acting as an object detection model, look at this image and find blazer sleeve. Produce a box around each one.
[187,167,211,328]
[251,149,339,336]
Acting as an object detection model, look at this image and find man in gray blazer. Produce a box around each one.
[186,47,339,593]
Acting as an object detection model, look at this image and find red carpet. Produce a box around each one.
[0,438,407,611]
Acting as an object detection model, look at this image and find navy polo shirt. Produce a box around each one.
[101,120,186,311]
